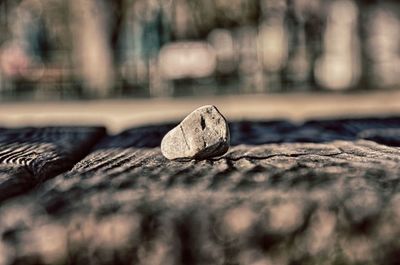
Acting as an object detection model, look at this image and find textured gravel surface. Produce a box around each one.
[0,118,400,265]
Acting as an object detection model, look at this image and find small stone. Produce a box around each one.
[161,105,230,160]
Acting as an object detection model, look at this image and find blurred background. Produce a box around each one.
[0,0,399,99]
[0,0,399,131]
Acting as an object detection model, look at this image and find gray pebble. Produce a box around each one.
[161,105,230,160]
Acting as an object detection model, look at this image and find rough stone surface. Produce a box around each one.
[0,118,400,265]
[161,105,230,160]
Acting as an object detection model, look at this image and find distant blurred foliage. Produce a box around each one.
[0,0,399,99]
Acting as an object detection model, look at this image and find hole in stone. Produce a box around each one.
[200,116,206,130]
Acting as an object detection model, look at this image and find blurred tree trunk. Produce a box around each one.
[70,0,115,98]
[356,0,375,90]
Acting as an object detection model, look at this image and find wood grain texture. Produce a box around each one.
[0,118,400,265]
[0,126,106,203]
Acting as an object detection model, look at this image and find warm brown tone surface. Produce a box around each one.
[1,91,399,133]
[0,126,106,203]
[0,118,400,264]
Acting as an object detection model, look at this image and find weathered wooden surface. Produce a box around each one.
[0,127,106,203]
[0,118,400,265]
